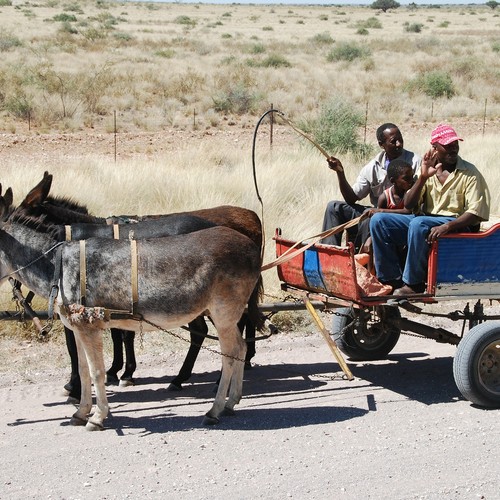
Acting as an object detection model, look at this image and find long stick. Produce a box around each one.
[303,297,354,381]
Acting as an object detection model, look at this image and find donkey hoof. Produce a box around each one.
[66,396,80,406]
[70,415,87,427]
[85,421,104,432]
[221,407,236,417]
[119,378,135,387]
[203,414,220,426]
[105,373,120,386]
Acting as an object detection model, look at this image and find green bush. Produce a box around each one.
[250,43,265,54]
[405,71,455,99]
[0,0,13,5]
[310,32,334,45]
[300,97,372,156]
[356,16,382,30]
[0,33,22,52]
[260,54,291,68]
[175,15,196,27]
[327,42,370,62]
[212,84,260,114]
[404,22,423,33]
[53,13,77,22]
[492,41,500,52]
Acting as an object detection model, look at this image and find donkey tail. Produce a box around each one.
[247,275,266,332]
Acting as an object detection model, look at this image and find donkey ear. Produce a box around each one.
[4,187,13,208]
[20,172,53,208]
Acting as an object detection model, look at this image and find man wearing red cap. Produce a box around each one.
[369,124,490,295]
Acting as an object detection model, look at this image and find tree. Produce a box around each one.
[486,0,499,9]
[370,0,401,12]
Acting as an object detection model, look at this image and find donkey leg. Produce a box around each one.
[238,314,256,368]
[120,330,136,387]
[168,316,207,391]
[106,328,124,385]
[64,326,81,402]
[70,330,93,427]
[82,328,109,431]
[204,324,246,425]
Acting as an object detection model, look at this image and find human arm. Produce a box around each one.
[326,156,359,206]
[404,148,439,210]
[426,212,482,243]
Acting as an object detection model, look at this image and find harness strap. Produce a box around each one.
[46,244,63,331]
[130,239,139,315]
[113,224,120,239]
[65,225,72,241]
[79,240,86,306]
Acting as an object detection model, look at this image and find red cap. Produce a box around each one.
[430,124,463,146]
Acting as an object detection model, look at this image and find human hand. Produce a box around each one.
[327,156,344,173]
[422,149,441,178]
[426,223,450,244]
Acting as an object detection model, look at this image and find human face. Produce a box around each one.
[393,166,414,195]
[433,140,459,167]
[380,127,404,161]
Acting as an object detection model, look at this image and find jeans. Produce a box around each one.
[322,200,370,249]
[370,213,456,286]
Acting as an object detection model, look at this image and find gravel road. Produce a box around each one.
[1,327,499,500]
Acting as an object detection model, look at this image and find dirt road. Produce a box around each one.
[1,328,499,500]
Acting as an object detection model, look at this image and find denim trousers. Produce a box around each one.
[369,213,456,285]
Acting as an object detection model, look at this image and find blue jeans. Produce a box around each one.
[369,213,456,286]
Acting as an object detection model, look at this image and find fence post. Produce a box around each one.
[270,103,274,147]
[482,98,487,136]
[114,110,117,163]
[363,101,369,144]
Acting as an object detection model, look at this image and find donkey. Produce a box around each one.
[10,173,265,396]
[0,215,263,429]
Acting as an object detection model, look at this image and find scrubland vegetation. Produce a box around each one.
[0,0,499,132]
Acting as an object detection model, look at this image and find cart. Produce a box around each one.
[274,223,500,409]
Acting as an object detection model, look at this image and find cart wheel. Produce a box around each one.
[453,322,500,408]
[331,306,401,361]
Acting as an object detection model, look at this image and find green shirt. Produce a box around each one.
[420,156,490,221]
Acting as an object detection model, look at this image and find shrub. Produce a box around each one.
[155,48,175,58]
[0,33,22,52]
[492,41,500,52]
[327,42,370,62]
[404,22,423,33]
[357,28,369,35]
[53,13,77,22]
[0,0,13,5]
[300,97,370,156]
[310,32,334,45]
[250,43,265,54]
[212,84,260,114]
[260,54,291,68]
[175,15,196,27]
[356,16,382,29]
[405,71,455,99]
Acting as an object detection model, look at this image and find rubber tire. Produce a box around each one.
[453,322,500,408]
[332,306,401,361]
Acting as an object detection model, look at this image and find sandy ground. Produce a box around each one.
[0,318,499,500]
